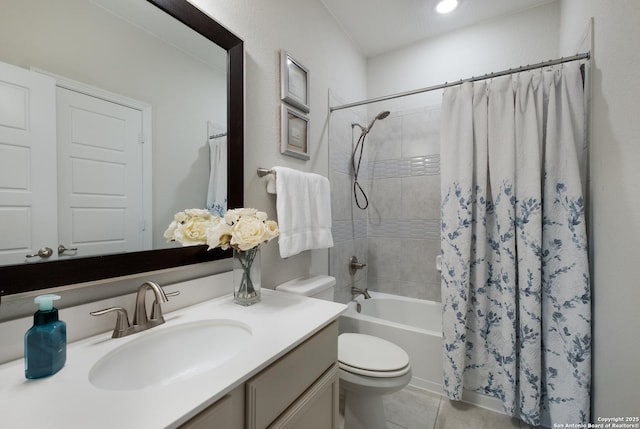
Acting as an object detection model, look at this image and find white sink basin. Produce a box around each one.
[89,319,252,391]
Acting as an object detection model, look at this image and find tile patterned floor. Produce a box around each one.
[341,386,545,429]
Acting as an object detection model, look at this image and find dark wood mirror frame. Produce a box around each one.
[1,0,244,296]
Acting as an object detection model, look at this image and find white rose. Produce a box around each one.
[185,208,212,221]
[264,220,279,241]
[176,217,209,245]
[206,219,233,250]
[164,220,179,241]
[230,216,267,251]
[174,211,188,223]
[255,210,268,222]
[224,209,240,225]
[225,208,260,225]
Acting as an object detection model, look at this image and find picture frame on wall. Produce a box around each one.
[281,105,310,160]
[280,50,310,113]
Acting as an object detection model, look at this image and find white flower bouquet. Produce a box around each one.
[163,207,279,251]
[164,208,278,306]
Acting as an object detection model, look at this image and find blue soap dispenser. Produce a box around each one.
[24,294,67,379]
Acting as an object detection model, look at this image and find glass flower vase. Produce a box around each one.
[233,247,261,306]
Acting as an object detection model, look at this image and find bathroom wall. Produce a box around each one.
[191,0,368,290]
[558,0,640,418]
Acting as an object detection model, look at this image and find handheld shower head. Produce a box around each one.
[352,110,391,134]
[350,110,391,210]
[376,110,391,120]
[366,110,391,132]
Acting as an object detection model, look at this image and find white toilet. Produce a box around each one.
[275,275,412,429]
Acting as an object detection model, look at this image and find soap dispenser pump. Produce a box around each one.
[24,294,67,379]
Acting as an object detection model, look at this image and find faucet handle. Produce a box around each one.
[90,307,131,338]
[349,256,367,275]
[150,290,180,320]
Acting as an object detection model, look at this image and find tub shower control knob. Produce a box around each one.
[349,256,367,275]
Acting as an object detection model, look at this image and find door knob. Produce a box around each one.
[26,247,54,258]
[58,244,78,255]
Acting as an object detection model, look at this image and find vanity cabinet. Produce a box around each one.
[181,321,339,429]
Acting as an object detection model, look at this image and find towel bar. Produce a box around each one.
[257,168,275,177]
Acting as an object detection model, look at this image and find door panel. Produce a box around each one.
[0,61,57,265]
[56,87,145,257]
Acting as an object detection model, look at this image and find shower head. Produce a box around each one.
[352,110,391,134]
[376,110,391,120]
[367,110,391,132]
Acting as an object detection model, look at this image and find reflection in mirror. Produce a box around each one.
[0,0,244,295]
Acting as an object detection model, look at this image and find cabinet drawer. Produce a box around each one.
[246,321,338,429]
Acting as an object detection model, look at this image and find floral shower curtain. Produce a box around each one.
[440,62,590,426]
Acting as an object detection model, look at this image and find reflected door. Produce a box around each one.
[0,61,57,265]
[56,87,147,258]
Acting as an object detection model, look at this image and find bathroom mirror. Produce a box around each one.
[0,0,244,295]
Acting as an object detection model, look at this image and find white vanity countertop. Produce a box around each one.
[0,289,347,428]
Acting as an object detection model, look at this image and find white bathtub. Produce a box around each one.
[339,291,444,394]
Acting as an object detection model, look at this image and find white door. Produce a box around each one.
[0,61,57,265]
[56,87,146,258]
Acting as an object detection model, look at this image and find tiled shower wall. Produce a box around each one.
[366,106,441,302]
[329,98,442,303]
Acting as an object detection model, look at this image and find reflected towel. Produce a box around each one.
[206,135,227,216]
[272,166,334,258]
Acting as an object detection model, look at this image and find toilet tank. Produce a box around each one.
[275,275,336,301]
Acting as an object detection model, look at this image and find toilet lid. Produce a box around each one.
[338,333,410,378]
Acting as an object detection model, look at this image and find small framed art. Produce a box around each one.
[280,50,310,113]
[281,105,310,160]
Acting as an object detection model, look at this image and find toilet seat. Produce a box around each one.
[338,333,410,378]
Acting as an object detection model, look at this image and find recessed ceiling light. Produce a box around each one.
[435,0,459,14]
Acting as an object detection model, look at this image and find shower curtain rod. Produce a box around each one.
[329,52,590,112]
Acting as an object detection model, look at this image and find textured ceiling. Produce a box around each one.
[320,0,554,58]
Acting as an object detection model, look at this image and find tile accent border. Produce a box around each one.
[369,154,440,179]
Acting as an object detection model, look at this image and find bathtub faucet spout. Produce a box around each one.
[351,286,371,299]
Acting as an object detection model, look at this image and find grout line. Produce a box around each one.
[432,395,442,429]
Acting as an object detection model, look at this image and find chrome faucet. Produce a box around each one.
[133,281,169,326]
[90,281,179,338]
[351,286,371,300]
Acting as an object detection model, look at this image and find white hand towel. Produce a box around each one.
[273,166,334,258]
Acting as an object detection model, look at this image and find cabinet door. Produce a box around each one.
[269,363,340,429]
[0,60,57,265]
[246,322,338,429]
